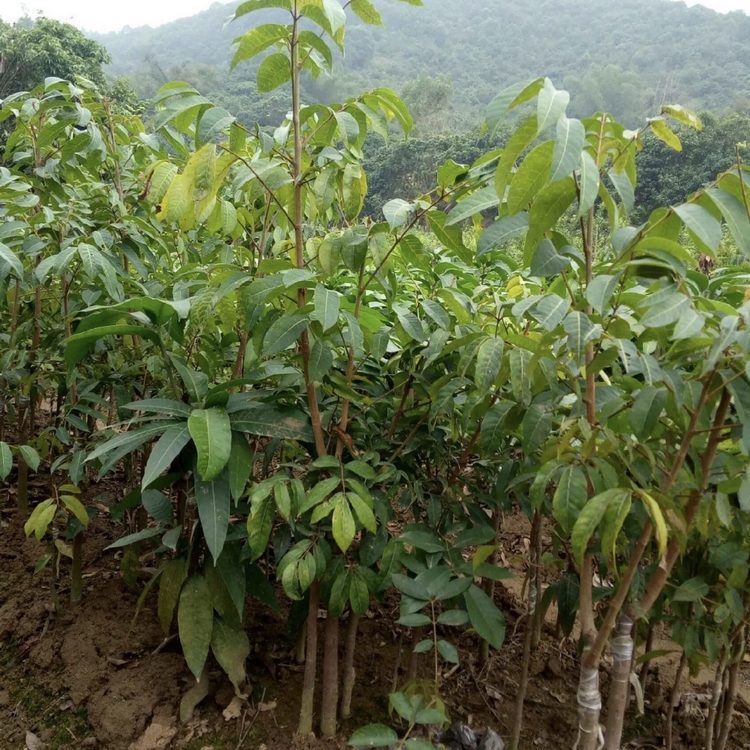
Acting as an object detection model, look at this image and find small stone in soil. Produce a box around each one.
[441,724,479,749]
[478,727,505,750]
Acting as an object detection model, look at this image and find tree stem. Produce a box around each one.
[340,613,360,719]
[320,613,339,737]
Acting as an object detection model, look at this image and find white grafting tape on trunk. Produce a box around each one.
[575,665,604,750]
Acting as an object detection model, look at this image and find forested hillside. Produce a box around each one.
[95,0,750,128]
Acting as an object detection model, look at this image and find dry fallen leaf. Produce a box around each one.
[222,696,244,722]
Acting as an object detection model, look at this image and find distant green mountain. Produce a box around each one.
[93,0,750,129]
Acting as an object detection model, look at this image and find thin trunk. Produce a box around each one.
[320,614,339,737]
[407,626,424,681]
[666,649,688,750]
[576,663,602,750]
[391,631,404,693]
[531,514,543,649]
[49,538,60,612]
[603,610,635,750]
[639,623,655,695]
[295,623,307,664]
[16,404,28,520]
[480,508,504,666]
[70,533,83,604]
[577,556,601,750]
[705,649,729,750]
[716,633,745,750]
[298,580,320,735]
[510,511,541,749]
[340,613,360,719]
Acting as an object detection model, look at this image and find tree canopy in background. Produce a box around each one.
[91,0,750,129]
[0,17,111,97]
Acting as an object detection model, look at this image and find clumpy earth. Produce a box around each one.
[2,493,749,750]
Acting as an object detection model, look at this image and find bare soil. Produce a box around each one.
[2,486,750,750]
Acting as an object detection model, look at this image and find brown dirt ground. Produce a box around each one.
[2,481,750,750]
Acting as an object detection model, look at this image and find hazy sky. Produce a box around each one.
[1,0,748,34]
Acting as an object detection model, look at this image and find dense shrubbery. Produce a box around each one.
[2,3,750,750]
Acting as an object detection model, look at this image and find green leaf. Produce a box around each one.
[24,498,55,541]
[485,78,543,135]
[577,150,600,217]
[389,691,416,721]
[211,617,250,691]
[228,433,253,501]
[231,23,288,69]
[674,203,722,253]
[383,198,412,229]
[507,141,553,214]
[586,274,620,314]
[650,118,681,151]
[230,404,314,443]
[421,299,450,330]
[571,490,624,567]
[537,79,569,134]
[59,493,87,526]
[65,325,160,369]
[672,577,709,603]
[523,177,577,265]
[446,187,499,226]
[553,466,588,533]
[530,239,571,277]
[350,570,370,615]
[315,286,342,331]
[564,311,598,363]
[392,573,430,601]
[629,386,667,439]
[0,441,12,480]
[171,358,209,403]
[256,51,292,92]
[475,336,504,394]
[141,425,191,490]
[706,188,750,257]
[264,313,309,355]
[105,528,164,549]
[601,490,632,565]
[247,494,274,561]
[308,339,334,382]
[348,724,399,747]
[351,0,383,24]
[640,293,690,328]
[479,401,513,452]
[477,212,529,256]
[532,294,570,331]
[464,584,505,649]
[396,310,426,342]
[18,445,40,472]
[0,241,23,277]
[158,558,188,635]
[522,404,552,455]
[438,610,470,626]
[348,492,377,533]
[195,471,231,563]
[415,708,447,725]
[299,477,340,515]
[550,117,585,183]
[398,613,431,627]
[332,495,356,552]
[122,398,193,418]
[437,639,459,664]
[188,408,232,482]
[178,575,214,679]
